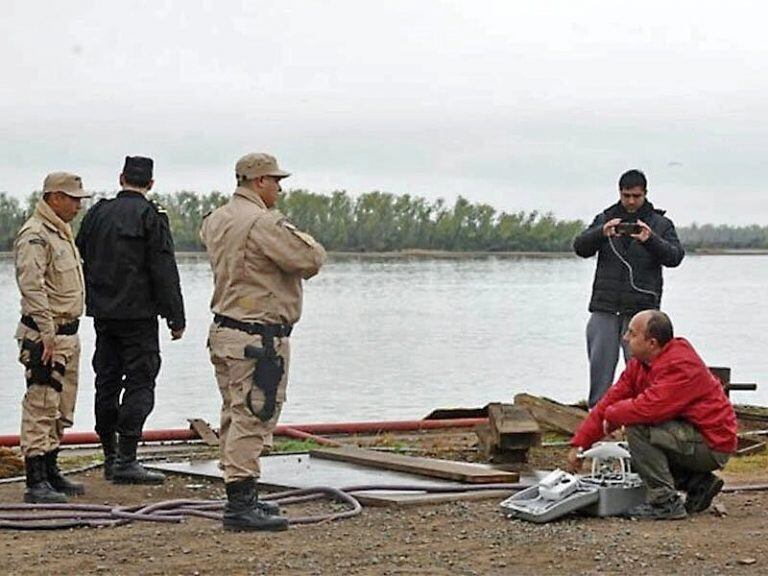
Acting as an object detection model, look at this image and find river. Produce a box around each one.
[0,254,765,434]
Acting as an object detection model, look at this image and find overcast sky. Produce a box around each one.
[2,1,767,225]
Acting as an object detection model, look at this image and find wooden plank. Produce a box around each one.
[187,418,219,446]
[355,489,517,508]
[514,393,588,435]
[735,405,768,424]
[310,447,519,484]
[736,435,767,456]
[488,403,540,435]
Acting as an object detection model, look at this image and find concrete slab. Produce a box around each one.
[148,454,522,507]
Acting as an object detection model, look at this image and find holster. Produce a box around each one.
[244,333,284,423]
[20,338,65,392]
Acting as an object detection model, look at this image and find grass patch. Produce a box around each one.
[273,439,321,453]
[724,450,768,475]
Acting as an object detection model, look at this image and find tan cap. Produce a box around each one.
[235,153,291,180]
[42,172,91,198]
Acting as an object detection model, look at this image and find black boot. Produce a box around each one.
[24,455,67,504]
[223,478,288,532]
[99,432,117,481]
[45,449,85,496]
[111,436,165,485]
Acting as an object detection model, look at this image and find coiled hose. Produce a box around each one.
[0,483,525,530]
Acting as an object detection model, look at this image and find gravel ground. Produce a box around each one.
[0,433,765,575]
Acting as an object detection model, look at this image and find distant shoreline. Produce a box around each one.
[3,248,768,260]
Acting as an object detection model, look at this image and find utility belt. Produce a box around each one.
[213,314,293,338]
[21,315,79,336]
[213,314,289,423]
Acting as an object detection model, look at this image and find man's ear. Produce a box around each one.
[147,179,154,192]
[119,173,125,187]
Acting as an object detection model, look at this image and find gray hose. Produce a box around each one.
[0,482,521,530]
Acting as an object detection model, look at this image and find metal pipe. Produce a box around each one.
[0,418,487,447]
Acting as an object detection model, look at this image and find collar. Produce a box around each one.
[233,185,268,210]
[34,199,72,239]
[118,188,148,198]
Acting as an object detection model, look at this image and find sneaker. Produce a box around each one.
[685,474,724,514]
[625,496,687,520]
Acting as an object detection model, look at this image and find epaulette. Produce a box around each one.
[149,198,168,215]
[202,210,212,220]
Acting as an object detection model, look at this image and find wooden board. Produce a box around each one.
[310,447,519,484]
[514,393,588,435]
[487,403,541,448]
[187,418,219,446]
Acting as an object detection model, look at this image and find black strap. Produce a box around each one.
[213,314,292,338]
[21,315,79,336]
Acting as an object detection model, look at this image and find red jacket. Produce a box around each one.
[572,338,738,453]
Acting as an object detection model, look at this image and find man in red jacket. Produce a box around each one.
[566,310,737,519]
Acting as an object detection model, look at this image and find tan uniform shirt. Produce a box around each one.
[14,199,85,339]
[200,186,326,325]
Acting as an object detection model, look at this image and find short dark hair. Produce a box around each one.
[618,169,647,192]
[645,310,673,346]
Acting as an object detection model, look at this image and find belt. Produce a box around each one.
[213,314,293,338]
[21,315,80,336]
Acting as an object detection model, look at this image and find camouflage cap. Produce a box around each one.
[235,153,291,180]
[42,172,91,198]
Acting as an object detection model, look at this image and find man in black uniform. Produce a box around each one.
[76,156,185,484]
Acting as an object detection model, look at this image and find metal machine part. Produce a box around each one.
[499,442,647,523]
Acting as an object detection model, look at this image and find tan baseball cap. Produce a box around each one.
[235,153,291,180]
[42,172,91,198]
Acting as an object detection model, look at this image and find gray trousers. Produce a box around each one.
[627,421,730,504]
[586,312,632,407]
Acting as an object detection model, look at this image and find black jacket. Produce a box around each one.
[75,191,185,329]
[573,200,684,315]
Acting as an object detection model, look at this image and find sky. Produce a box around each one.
[2,0,767,225]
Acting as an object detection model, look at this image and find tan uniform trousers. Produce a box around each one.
[16,323,80,457]
[207,323,290,483]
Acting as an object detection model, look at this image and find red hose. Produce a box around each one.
[0,418,487,447]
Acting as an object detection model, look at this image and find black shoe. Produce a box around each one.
[625,496,687,520]
[24,455,67,504]
[103,454,116,481]
[223,479,288,532]
[44,449,85,496]
[685,473,724,513]
[99,432,117,481]
[112,436,165,485]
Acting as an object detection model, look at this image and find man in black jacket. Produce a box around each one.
[76,156,186,484]
[573,169,684,407]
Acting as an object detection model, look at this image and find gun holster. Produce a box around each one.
[244,335,284,422]
[20,338,65,392]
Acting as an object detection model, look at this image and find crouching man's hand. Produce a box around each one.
[565,447,583,474]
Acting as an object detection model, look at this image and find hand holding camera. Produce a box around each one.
[603,218,651,242]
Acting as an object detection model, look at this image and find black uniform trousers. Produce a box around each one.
[93,318,161,440]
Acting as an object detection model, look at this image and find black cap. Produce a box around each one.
[122,156,154,183]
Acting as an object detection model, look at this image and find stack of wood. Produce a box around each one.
[476,403,542,463]
[475,395,590,463]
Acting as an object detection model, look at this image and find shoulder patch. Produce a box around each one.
[28,238,47,247]
[149,198,168,214]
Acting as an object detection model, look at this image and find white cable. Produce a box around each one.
[607,235,660,303]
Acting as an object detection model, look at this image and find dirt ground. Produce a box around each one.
[0,432,766,576]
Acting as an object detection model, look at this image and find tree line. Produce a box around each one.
[0,189,766,252]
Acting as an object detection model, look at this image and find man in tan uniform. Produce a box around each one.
[200,153,326,532]
[14,172,91,503]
